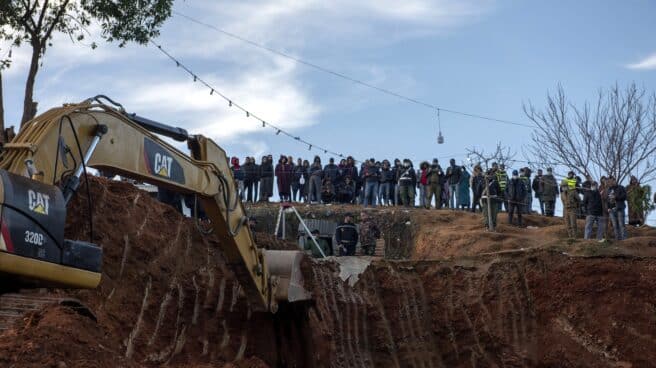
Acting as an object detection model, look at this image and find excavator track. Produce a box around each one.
[0,292,96,332]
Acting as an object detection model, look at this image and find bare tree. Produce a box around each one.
[466,142,516,169]
[524,83,656,184]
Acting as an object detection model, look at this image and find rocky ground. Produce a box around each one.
[1,178,655,367]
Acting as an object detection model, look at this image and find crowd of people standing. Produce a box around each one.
[230,154,650,241]
[230,155,476,208]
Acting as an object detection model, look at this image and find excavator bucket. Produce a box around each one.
[263,250,311,303]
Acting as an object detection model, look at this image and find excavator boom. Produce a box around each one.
[0,96,306,312]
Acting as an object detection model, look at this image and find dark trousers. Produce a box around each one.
[259,177,273,201]
[309,176,322,203]
[544,200,555,216]
[291,182,300,201]
[471,194,482,212]
[508,202,523,226]
[339,243,356,256]
[244,180,255,202]
[391,183,397,205]
[299,182,308,202]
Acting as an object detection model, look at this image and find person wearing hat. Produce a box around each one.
[506,169,527,226]
[540,167,558,217]
[334,213,359,256]
[561,178,581,239]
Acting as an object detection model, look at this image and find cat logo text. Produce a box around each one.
[154,153,173,178]
[28,190,50,215]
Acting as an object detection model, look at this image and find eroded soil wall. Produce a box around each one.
[305,253,656,367]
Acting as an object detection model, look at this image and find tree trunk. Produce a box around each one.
[0,70,4,142]
[20,41,42,127]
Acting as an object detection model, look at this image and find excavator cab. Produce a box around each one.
[0,169,101,290]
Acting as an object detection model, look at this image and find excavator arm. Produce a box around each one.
[0,96,307,312]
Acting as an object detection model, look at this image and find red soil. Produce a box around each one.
[1,180,655,367]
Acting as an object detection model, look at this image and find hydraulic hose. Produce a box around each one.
[216,172,245,237]
[193,194,214,235]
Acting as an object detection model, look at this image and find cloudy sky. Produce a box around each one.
[2,0,656,217]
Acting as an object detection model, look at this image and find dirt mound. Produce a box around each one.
[408,209,656,260]
[0,305,129,368]
[0,178,292,367]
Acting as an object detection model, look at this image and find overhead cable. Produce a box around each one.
[173,10,537,129]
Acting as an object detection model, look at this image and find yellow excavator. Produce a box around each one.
[0,96,308,323]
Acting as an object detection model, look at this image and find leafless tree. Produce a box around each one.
[524,83,656,184]
[466,142,516,170]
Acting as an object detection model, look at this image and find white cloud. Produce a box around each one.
[626,53,656,70]
[176,0,493,57]
[124,62,320,142]
[2,0,493,151]
[232,139,270,159]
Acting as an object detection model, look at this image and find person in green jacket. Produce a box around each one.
[305,229,330,258]
[540,168,558,216]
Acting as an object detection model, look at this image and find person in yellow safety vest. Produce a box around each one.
[561,174,581,239]
[496,164,509,211]
[565,171,578,190]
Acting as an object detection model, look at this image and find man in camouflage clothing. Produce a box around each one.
[359,212,381,256]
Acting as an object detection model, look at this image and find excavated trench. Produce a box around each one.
[0,179,655,368]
